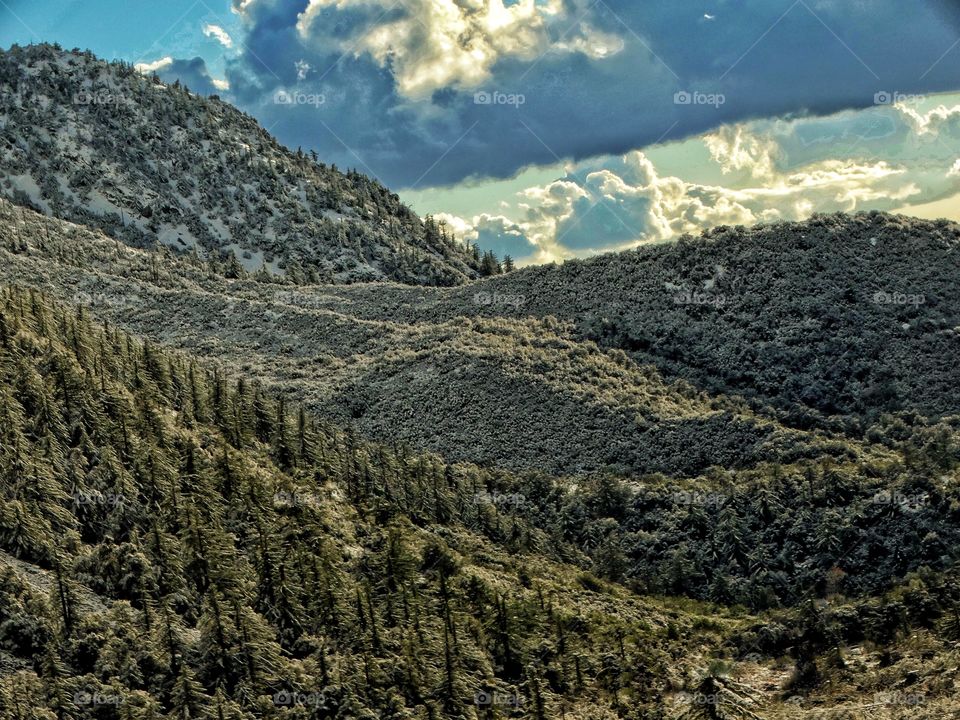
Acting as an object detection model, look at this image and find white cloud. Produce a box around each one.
[294,0,623,99]
[703,125,780,182]
[203,24,234,48]
[134,57,173,74]
[450,102,960,261]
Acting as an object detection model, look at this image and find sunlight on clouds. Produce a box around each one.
[897,102,960,135]
[134,57,173,74]
[437,102,960,263]
[703,126,780,182]
[203,24,234,49]
[294,0,621,99]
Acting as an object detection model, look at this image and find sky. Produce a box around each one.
[2,0,960,264]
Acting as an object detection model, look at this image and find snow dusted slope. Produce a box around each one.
[0,43,482,285]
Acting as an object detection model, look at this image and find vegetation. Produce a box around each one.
[0,285,958,718]
[0,199,883,479]
[0,43,502,286]
[0,43,958,719]
[468,212,960,428]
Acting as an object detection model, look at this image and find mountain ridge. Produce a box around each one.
[0,43,489,286]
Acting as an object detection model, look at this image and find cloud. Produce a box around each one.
[447,102,960,261]
[134,57,173,74]
[703,126,780,182]
[136,56,227,96]
[292,0,622,100]
[212,0,960,187]
[203,24,234,48]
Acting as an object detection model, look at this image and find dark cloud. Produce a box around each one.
[931,0,960,31]
[147,56,222,97]
[175,1,960,187]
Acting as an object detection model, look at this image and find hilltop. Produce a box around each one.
[0,43,487,285]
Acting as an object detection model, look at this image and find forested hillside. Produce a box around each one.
[0,199,891,479]
[1,40,959,717]
[1,286,959,718]
[0,285,723,719]
[0,43,493,286]
[467,212,960,429]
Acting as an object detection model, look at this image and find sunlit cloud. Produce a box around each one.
[292,0,621,100]
[203,24,234,49]
[134,57,173,74]
[440,102,960,262]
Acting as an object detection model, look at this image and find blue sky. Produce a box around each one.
[3,0,960,263]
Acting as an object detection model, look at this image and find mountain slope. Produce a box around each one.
[0,199,861,478]
[0,285,756,719]
[0,288,958,720]
[467,212,960,427]
[0,43,482,285]
[4,201,958,474]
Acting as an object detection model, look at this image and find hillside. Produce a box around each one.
[473,213,960,429]
[3,201,959,472]
[0,285,713,719]
[0,199,864,478]
[0,43,484,285]
[1,286,959,720]
[300,211,960,430]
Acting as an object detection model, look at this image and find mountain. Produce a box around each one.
[3,200,958,475]
[1,43,960,720]
[0,198,866,479]
[1,286,958,720]
[473,212,960,428]
[4,197,959,602]
[0,43,485,286]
